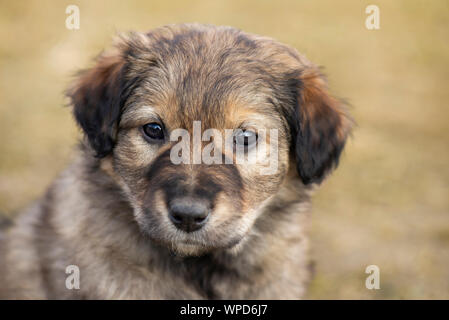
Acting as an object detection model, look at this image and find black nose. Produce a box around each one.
[168,199,210,232]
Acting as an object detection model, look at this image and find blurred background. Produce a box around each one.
[0,0,448,299]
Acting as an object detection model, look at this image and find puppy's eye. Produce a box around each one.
[234,130,258,149]
[142,123,164,141]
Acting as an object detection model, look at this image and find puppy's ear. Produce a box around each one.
[293,68,352,185]
[67,51,127,157]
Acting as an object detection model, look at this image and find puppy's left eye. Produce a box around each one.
[234,130,258,149]
[142,123,165,142]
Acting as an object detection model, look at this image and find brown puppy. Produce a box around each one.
[0,24,352,299]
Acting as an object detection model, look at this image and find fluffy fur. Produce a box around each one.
[0,24,352,299]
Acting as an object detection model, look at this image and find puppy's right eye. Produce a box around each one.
[142,123,164,142]
[234,130,258,149]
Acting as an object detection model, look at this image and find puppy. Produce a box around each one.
[0,24,352,299]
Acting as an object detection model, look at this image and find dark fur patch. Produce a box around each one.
[67,54,140,157]
[145,148,244,210]
[0,215,12,231]
[292,69,352,184]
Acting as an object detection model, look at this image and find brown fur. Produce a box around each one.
[0,24,352,299]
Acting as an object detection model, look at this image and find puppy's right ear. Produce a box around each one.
[67,50,127,158]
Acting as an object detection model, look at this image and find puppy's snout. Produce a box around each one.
[168,198,210,232]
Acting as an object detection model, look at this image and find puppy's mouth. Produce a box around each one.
[139,207,249,256]
[153,226,244,256]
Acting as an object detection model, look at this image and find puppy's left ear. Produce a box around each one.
[67,51,127,157]
[293,67,353,185]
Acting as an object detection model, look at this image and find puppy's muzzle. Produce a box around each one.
[168,198,210,232]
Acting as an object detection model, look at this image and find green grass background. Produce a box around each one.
[0,0,448,299]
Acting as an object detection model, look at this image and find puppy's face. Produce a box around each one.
[69,24,351,255]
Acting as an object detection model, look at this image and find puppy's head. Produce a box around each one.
[68,24,352,256]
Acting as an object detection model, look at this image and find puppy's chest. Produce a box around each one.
[169,254,267,299]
